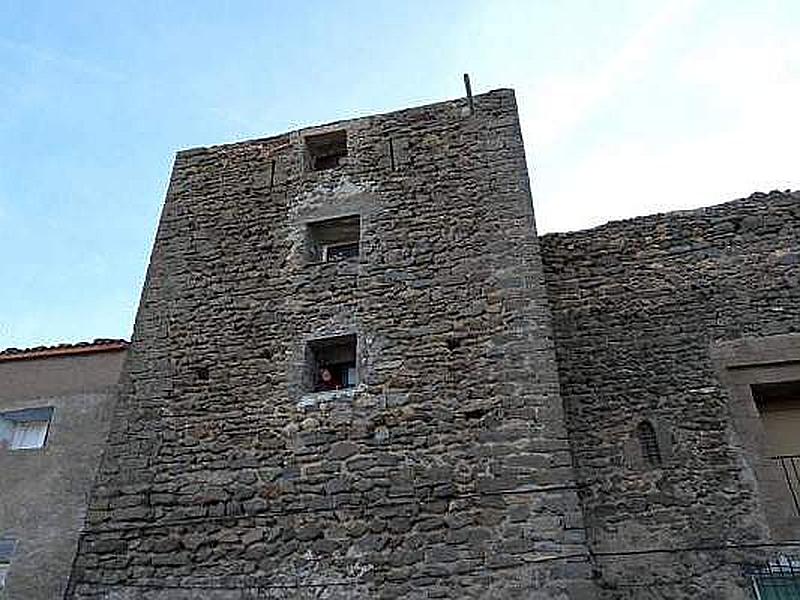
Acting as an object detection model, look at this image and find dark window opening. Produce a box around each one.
[308,335,357,392]
[752,380,800,458]
[637,421,661,467]
[306,130,347,172]
[752,380,800,407]
[307,215,360,263]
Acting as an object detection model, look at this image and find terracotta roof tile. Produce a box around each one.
[0,338,129,362]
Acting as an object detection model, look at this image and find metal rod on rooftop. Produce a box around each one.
[463,73,474,114]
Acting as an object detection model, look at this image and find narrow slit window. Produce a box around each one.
[637,421,661,467]
[307,335,357,392]
[305,130,347,172]
[306,215,360,263]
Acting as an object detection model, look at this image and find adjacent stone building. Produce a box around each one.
[51,89,799,598]
[0,339,128,599]
[541,191,800,598]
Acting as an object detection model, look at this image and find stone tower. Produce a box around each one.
[67,89,595,598]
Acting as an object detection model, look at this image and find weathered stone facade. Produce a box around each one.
[540,190,800,598]
[66,90,596,599]
[63,87,799,598]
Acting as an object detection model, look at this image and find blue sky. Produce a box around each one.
[1,0,798,348]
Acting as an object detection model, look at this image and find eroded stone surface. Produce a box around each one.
[66,90,593,599]
[541,190,800,598]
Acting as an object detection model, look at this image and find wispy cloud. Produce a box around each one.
[536,19,800,232]
[521,0,700,152]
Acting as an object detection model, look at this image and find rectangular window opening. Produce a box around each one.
[305,130,347,172]
[752,381,800,519]
[0,407,53,450]
[307,335,357,392]
[307,215,360,263]
[747,556,800,599]
[0,537,17,589]
[752,381,800,457]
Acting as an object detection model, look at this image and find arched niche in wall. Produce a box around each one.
[636,421,662,467]
[623,417,672,470]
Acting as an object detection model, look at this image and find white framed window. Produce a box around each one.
[1,407,53,450]
[343,365,357,388]
[10,420,49,450]
[321,241,360,262]
[0,537,16,589]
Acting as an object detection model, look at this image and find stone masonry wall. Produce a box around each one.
[67,90,596,599]
[540,190,800,599]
